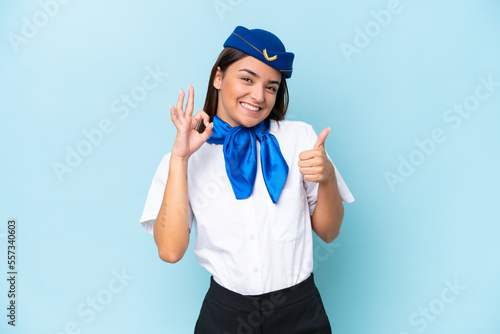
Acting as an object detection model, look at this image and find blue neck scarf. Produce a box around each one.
[207,115,289,204]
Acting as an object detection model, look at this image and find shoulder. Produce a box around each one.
[268,120,318,157]
[269,120,317,141]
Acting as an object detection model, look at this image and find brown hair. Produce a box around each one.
[203,47,289,122]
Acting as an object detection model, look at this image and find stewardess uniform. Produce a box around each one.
[140,26,354,333]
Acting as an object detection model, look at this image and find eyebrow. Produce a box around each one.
[239,68,281,86]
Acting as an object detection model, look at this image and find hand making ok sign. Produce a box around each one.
[170,85,213,159]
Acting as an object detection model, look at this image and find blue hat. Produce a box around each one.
[223,26,294,78]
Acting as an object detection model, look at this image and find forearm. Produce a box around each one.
[154,155,191,263]
[311,172,344,243]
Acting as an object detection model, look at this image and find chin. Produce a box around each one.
[238,116,265,128]
[238,111,272,128]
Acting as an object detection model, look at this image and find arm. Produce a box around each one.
[154,156,190,263]
[298,127,344,243]
[154,85,213,263]
[310,170,344,243]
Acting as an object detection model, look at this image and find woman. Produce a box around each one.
[140,26,354,333]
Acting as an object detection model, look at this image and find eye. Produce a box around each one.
[241,77,253,83]
[267,86,278,93]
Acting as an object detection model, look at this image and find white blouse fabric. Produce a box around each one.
[140,120,354,295]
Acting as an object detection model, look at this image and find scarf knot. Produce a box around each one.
[207,115,289,204]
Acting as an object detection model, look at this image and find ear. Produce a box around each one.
[213,67,222,90]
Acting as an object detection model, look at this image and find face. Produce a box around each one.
[213,56,282,128]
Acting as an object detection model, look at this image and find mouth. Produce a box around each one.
[240,102,261,114]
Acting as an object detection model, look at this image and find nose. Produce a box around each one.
[250,85,265,103]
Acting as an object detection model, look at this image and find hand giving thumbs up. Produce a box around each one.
[298,128,335,183]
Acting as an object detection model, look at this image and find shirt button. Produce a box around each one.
[253,267,259,272]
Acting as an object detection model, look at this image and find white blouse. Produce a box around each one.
[140,120,354,295]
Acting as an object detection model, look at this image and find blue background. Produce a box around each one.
[1,0,499,333]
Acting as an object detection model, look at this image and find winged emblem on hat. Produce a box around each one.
[263,49,278,61]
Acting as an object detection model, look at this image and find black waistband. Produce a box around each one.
[206,274,318,313]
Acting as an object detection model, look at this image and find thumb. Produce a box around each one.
[314,127,331,149]
[199,121,214,142]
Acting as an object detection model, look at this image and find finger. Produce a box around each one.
[299,167,321,183]
[303,175,321,183]
[185,84,194,117]
[192,110,210,126]
[299,149,322,161]
[169,104,178,122]
[299,166,320,175]
[176,88,185,116]
[170,104,186,130]
[197,110,211,125]
[198,122,214,141]
[298,156,322,168]
[314,127,331,149]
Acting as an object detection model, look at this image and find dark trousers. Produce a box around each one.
[194,273,332,334]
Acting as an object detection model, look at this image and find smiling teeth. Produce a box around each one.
[241,102,259,111]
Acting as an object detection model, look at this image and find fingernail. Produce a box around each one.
[180,88,183,94]
[169,104,173,108]
[188,84,191,89]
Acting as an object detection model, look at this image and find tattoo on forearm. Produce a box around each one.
[161,203,167,228]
